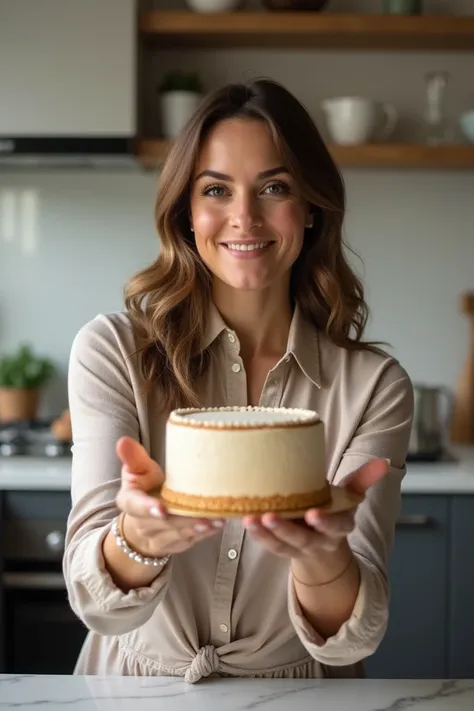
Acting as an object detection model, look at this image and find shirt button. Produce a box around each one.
[227,548,238,560]
[228,332,236,343]
[232,363,241,373]
[220,624,228,633]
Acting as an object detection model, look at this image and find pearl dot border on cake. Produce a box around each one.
[168,405,321,429]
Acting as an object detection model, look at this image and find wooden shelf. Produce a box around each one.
[139,12,474,51]
[136,140,474,170]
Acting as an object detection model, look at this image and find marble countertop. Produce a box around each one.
[1,675,474,710]
[1,447,474,494]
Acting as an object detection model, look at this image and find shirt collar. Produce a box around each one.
[286,303,321,388]
[201,300,321,389]
[200,300,228,351]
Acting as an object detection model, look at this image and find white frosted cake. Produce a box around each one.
[160,406,340,517]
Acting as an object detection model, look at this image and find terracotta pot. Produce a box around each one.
[0,388,39,422]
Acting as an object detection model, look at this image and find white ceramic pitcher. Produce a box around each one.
[321,97,398,145]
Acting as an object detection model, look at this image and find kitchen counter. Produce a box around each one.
[0,675,473,711]
[0,456,72,490]
[1,447,474,493]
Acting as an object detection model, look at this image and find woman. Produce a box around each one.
[63,79,413,683]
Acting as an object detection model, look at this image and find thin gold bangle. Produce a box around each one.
[291,554,355,588]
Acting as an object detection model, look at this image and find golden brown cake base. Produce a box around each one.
[160,484,330,514]
[158,483,364,519]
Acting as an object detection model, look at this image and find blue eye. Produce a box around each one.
[202,184,227,197]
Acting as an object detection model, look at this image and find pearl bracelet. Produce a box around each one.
[112,514,171,569]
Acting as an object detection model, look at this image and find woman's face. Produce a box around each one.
[189,118,311,293]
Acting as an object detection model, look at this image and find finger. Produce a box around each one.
[117,487,165,519]
[116,436,164,486]
[261,513,331,553]
[163,513,226,532]
[305,510,355,537]
[243,516,302,557]
[339,458,389,495]
[163,526,222,554]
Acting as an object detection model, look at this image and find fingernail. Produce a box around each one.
[194,523,209,533]
[384,458,391,466]
[263,519,278,529]
[150,506,162,518]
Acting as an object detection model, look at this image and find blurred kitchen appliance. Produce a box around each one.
[0,419,71,458]
[0,0,137,169]
[407,385,452,461]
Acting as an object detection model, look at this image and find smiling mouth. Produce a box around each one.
[221,241,274,252]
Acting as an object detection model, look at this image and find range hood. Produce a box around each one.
[0,137,138,170]
[0,0,138,170]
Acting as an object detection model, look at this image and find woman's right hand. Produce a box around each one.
[115,436,224,559]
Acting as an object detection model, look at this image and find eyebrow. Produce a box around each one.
[194,166,289,182]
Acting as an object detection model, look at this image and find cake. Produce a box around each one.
[159,406,363,518]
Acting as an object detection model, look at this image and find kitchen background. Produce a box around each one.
[0,0,474,681]
[1,0,474,418]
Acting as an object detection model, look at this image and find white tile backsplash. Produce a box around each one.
[1,167,472,418]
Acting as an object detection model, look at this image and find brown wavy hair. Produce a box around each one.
[125,79,378,410]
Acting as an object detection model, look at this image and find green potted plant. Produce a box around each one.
[158,71,204,139]
[0,344,55,422]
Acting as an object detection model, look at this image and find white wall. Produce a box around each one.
[1,0,473,417]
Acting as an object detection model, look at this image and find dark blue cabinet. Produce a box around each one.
[365,496,449,678]
[366,494,474,679]
[448,496,474,678]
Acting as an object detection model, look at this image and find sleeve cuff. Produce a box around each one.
[70,524,172,613]
[287,555,388,666]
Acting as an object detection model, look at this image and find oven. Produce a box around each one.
[1,490,88,674]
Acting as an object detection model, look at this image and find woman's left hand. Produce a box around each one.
[242,458,389,559]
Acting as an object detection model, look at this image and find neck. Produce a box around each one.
[212,280,293,360]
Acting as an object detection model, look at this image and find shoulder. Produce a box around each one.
[318,333,413,405]
[68,312,140,388]
[70,312,135,359]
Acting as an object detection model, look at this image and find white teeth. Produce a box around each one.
[225,242,270,252]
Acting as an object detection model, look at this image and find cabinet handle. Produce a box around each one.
[396,514,433,527]
[2,572,66,590]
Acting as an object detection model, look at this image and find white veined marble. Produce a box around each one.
[0,676,474,710]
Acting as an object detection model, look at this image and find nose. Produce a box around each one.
[229,194,262,232]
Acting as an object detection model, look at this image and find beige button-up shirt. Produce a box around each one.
[64,303,414,683]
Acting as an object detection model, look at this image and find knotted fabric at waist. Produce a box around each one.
[184,645,220,684]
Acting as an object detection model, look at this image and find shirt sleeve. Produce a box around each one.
[288,362,414,666]
[63,316,172,637]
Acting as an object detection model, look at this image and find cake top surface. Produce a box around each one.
[168,406,320,429]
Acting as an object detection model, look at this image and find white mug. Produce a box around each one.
[321,97,398,145]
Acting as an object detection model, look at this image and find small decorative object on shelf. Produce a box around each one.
[423,71,453,145]
[158,71,203,140]
[187,0,242,11]
[263,0,328,9]
[450,292,474,445]
[0,343,55,422]
[383,0,422,13]
[460,110,474,145]
[321,96,398,145]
